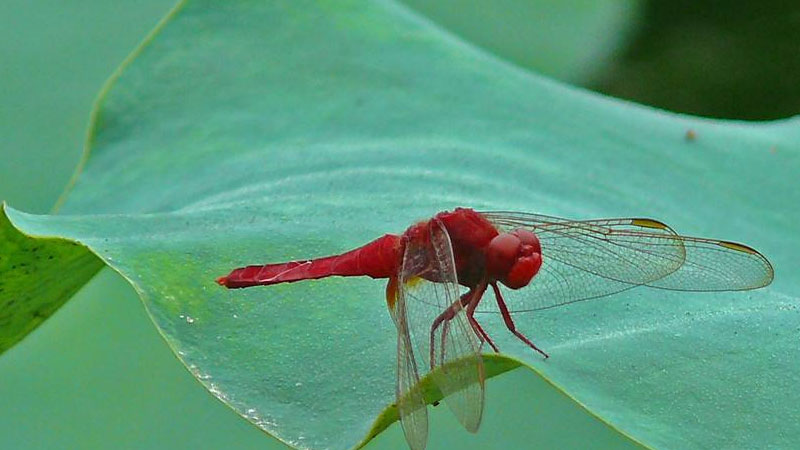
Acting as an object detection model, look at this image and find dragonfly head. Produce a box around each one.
[486,229,542,289]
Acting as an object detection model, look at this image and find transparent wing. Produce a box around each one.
[399,219,485,433]
[479,211,774,313]
[389,292,428,450]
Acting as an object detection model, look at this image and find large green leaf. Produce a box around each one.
[0,0,176,213]
[2,0,798,449]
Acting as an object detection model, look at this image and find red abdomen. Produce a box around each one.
[217,234,402,288]
[216,208,500,289]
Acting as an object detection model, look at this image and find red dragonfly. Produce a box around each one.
[217,208,773,450]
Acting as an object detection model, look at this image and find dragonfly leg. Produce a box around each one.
[429,286,484,368]
[467,315,498,353]
[466,283,499,353]
[491,282,549,359]
[429,290,470,368]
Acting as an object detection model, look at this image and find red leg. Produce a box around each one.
[430,284,490,366]
[467,315,498,353]
[430,290,471,368]
[465,283,499,353]
[491,282,549,359]
[430,281,503,366]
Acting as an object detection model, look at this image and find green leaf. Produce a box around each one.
[2,1,798,449]
[359,354,524,448]
[0,211,103,352]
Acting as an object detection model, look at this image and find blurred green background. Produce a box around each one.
[0,1,796,449]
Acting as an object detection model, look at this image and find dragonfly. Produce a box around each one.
[216,207,773,450]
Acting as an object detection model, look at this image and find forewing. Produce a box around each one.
[399,219,485,432]
[645,236,774,291]
[389,292,428,450]
[480,212,773,312]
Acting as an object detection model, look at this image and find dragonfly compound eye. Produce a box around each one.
[487,229,543,289]
[486,233,521,279]
[511,229,541,255]
[502,253,542,289]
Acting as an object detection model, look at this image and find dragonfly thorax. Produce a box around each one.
[485,229,542,289]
